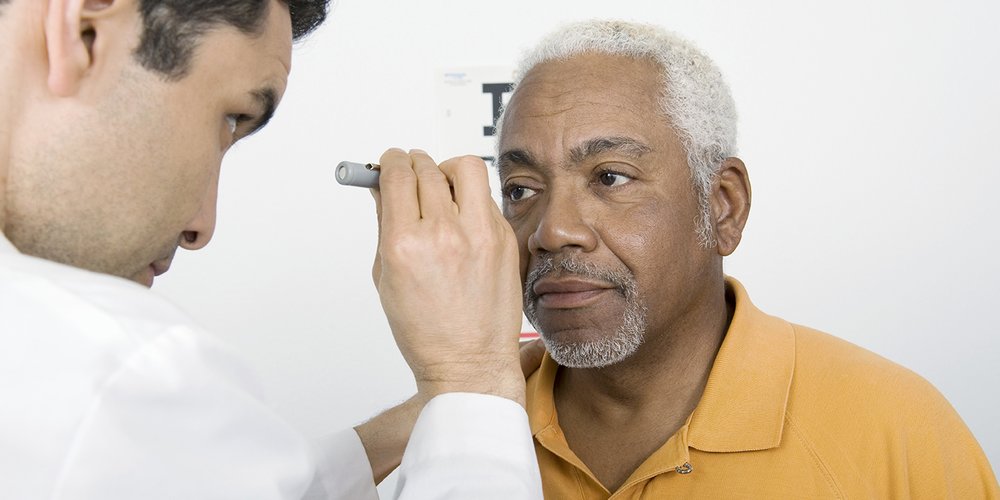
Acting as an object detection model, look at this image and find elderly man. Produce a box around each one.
[496,20,998,498]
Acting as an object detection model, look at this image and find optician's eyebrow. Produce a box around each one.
[244,87,278,137]
[568,136,652,164]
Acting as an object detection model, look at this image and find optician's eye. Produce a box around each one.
[504,185,539,202]
[225,114,253,136]
[597,171,632,187]
[225,115,239,135]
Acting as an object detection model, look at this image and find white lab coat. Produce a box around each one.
[0,234,542,499]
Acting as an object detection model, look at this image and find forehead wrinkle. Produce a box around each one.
[518,92,640,119]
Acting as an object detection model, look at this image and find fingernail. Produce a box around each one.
[410,148,427,155]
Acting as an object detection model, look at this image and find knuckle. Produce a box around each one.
[379,166,413,184]
[443,155,486,178]
[456,156,487,176]
[417,168,448,183]
[380,147,407,164]
[432,221,468,250]
[456,154,486,167]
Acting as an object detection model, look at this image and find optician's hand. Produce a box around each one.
[370,148,525,405]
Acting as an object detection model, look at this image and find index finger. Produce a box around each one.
[377,148,420,227]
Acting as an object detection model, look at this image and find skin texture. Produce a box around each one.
[498,53,751,491]
[2,0,291,287]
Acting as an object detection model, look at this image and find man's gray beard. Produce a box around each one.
[524,255,647,368]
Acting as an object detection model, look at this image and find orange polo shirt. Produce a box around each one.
[525,278,998,499]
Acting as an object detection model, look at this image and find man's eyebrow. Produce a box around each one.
[496,149,539,180]
[496,137,652,179]
[245,87,277,137]
[569,136,652,164]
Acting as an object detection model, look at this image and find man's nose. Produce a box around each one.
[179,174,219,251]
[527,186,598,255]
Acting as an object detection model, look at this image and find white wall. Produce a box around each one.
[155,0,1000,486]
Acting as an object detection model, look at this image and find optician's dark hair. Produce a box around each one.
[136,0,329,79]
[0,0,329,79]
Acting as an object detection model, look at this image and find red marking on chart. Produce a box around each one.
[519,332,540,340]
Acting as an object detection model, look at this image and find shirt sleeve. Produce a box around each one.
[304,428,379,500]
[393,393,543,500]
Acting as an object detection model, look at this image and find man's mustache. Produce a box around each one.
[524,255,633,303]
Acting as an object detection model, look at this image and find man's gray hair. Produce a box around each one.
[497,20,738,247]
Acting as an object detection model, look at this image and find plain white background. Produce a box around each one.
[156,0,1000,487]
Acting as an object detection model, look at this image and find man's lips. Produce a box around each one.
[532,278,616,309]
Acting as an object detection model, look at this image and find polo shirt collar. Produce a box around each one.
[526,277,795,454]
[686,277,795,452]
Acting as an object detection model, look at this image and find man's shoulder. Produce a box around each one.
[0,252,293,498]
[787,323,944,410]
[0,249,237,409]
[781,322,973,459]
[0,248,194,333]
[771,324,997,495]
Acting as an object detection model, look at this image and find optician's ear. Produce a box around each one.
[710,157,751,257]
[46,0,133,97]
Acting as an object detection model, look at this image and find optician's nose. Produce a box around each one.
[526,186,598,255]
[179,174,220,251]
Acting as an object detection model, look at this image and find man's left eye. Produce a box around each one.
[598,171,631,187]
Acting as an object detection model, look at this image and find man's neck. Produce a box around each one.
[551,276,733,491]
[557,278,731,413]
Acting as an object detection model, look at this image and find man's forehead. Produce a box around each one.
[501,91,664,167]
[522,52,660,83]
[514,53,660,103]
[503,55,663,134]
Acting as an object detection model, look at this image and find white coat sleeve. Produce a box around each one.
[394,393,543,499]
[304,428,379,500]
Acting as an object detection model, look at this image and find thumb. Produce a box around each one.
[370,187,383,285]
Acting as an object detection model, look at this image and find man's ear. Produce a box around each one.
[709,157,751,257]
[46,0,127,97]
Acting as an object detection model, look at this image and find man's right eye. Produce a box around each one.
[505,186,538,202]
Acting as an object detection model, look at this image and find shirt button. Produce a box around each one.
[675,462,693,475]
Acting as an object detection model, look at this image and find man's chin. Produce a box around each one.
[537,325,614,346]
[538,327,644,369]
